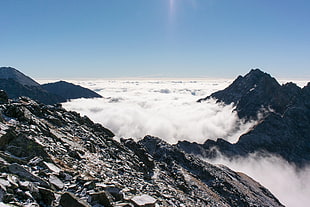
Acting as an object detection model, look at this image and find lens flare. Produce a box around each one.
[169,0,175,17]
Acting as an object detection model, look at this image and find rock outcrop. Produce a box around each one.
[0,93,283,206]
[183,69,310,167]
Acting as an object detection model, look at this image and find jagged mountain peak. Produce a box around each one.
[0,67,40,87]
[198,69,302,119]
[181,70,310,169]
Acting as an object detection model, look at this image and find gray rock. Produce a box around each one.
[130,194,156,207]
[49,175,64,190]
[59,192,91,207]
[43,162,61,173]
[8,163,49,187]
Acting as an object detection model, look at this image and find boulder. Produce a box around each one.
[49,175,64,190]
[90,191,113,207]
[38,187,55,206]
[8,163,49,187]
[130,194,156,207]
[59,192,90,207]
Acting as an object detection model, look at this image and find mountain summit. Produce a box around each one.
[182,69,310,167]
[0,67,40,87]
[198,68,301,120]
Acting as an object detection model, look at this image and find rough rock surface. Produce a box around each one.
[0,93,283,206]
[183,69,310,167]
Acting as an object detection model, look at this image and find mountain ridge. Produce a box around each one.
[180,69,310,168]
[0,67,102,104]
[42,81,102,100]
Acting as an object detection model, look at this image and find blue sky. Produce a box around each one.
[1,0,309,79]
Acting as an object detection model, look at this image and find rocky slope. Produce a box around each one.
[181,69,310,168]
[0,67,102,105]
[0,91,283,206]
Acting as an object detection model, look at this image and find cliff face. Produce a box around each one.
[182,69,310,167]
[0,91,283,207]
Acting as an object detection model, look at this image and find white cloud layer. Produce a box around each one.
[207,154,310,207]
[62,79,255,144]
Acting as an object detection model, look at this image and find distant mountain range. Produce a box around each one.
[0,67,102,104]
[180,69,310,168]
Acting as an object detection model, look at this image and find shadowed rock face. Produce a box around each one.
[182,69,310,167]
[0,94,283,206]
[0,67,101,104]
[42,81,102,100]
[0,67,40,87]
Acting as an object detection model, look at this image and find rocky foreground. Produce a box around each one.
[0,91,283,206]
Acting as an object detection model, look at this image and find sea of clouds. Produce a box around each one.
[61,79,256,144]
[38,78,309,207]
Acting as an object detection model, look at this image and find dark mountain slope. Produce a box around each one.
[181,69,310,167]
[42,81,102,100]
[0,67,40,87]
[0,67,101,104]
[0,91,283,206]
[0,78,65,104]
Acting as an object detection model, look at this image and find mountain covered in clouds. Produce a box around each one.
[0,91,283,206]
[0,67,102,104]
[181,69,310,167]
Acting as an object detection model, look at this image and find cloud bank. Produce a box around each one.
[207,154,310,207]
[62,79,255,144]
